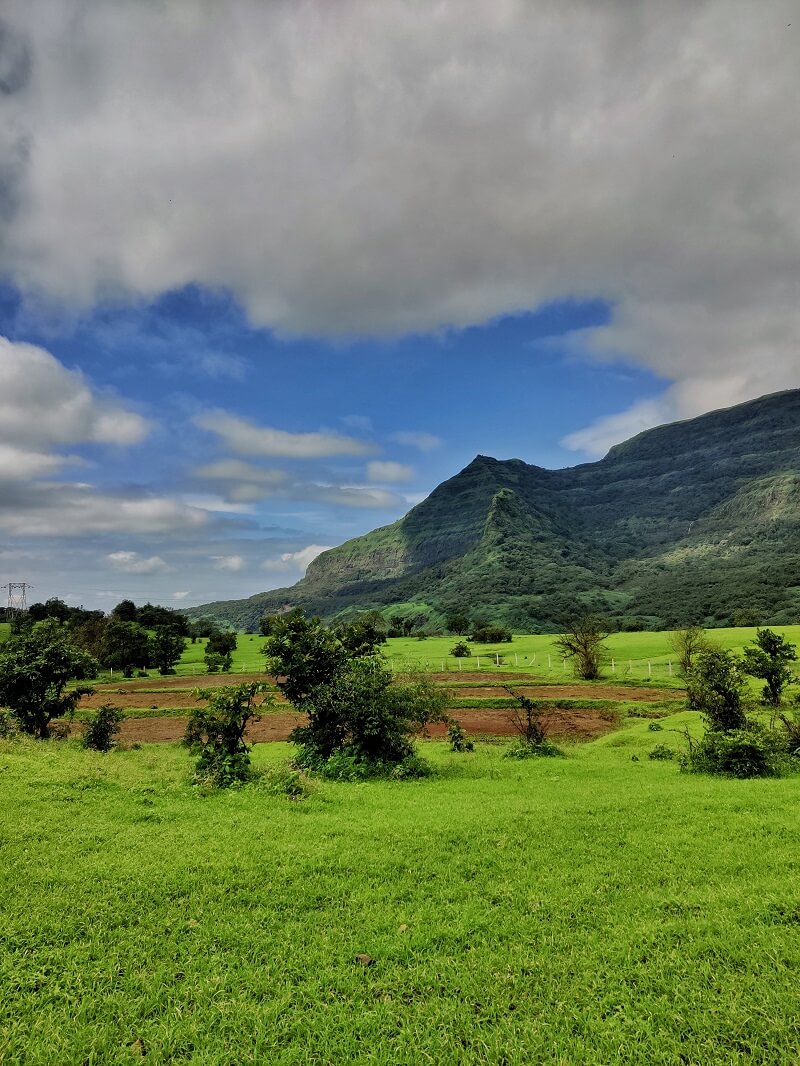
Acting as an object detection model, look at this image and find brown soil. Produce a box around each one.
[441,684,680,702]
[115,705,617,745]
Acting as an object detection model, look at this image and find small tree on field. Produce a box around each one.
[149,626,185,675]
[503,686,547,746]
[446,612,471,636]
[553,615,610,680]
[450,641,470,657]
[184,682,271,786]
[669,626,708,675]
[0,620,97,738]
[263,609,446,775]
[83,703,125,752]
[101,619,150,677]
[685,647,748,732]
[204,630,237,673]
[741,628,797,706]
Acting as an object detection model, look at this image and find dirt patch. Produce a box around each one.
[88,672,680,708]
[120,712,305,744]
[115,705,617,744]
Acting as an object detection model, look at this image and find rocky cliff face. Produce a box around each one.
[188,390,800,631]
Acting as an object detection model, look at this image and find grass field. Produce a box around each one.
[2,712,800,1064]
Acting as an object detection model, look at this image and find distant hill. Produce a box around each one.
[187,390,800,632]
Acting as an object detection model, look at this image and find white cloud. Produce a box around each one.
[107,551,168,574]
[211,554,245,572]
[0,443,73,480]
[262,544,333,574]
[367,460,414,483]
[195,411,376,459]
[194,459,288,484]
[341,415,373,432]
[0,481,211,537]
[0,337,150,449]
[172,591,190,600]
[3,2,799,437]
[389,432,442,453]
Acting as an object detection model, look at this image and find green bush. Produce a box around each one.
[0,710,16,738]
[648,722,663,732]
[257,763,316,799]
[82,704,124,752]
[295,747,432,781]
[447,720,474,752]
[648,744,676,761]
[504,739,563,759]
[682,727,782,778]
[450,641,470,658]
[184,682,269,788]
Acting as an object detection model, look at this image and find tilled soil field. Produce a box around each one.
[115,705,618,744]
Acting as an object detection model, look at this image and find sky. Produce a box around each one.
[0,0,798,610]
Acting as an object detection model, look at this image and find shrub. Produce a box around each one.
[470,623,513,643]
[648,744,676,761]
[0,710,16,739]
[265,610,447,776]
[742,628,797,706]
[447,720,474,752]
[184,682,270,787]
[648,722,664,732]
[553,615,610,680]
[450,641,471,658]
[504,739,563,759]
[685,647,749,732]
[296,747,432,781]
[83,703,124,752]
[257,763,316,799]
[504,687,547,746]
[682,727,782,778]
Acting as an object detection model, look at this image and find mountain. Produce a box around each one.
[187,390,800,632]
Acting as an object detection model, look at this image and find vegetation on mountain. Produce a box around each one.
[185,391,800,632]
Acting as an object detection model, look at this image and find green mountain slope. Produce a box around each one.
[188,390,800,631]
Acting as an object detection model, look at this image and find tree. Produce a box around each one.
[184,682,269,786]
[333,612,387,655]
[204,630,237,673]
[83,704,124,751]
[0,620,97,738]
[685,647,749,732]
[669,626,708,675]
[263,609,446,774]
[553,615,610,680]
[149,626,185,675]
[742,628,797,706]
[469,622,513,643]
[111,599,138,623]
[101,619,150,677]
[262,609,347,706]
[446,612,471,636]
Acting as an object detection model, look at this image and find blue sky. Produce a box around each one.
[0,1,797,609]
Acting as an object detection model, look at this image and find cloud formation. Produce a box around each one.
[2,2,799,442]
[107,551,168,574]
[389,432,442,453]
[367,460,414,483]
[262,544,333,575]
[195,411,376,459]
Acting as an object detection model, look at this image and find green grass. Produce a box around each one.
[2,717,800,1064]
[0,622,10,644]
[382,626,800,688]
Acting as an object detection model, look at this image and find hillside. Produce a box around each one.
[188,390,800,632]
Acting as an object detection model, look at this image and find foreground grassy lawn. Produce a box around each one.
[2,716,799,1064]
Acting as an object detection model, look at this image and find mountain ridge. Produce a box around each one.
[187,389,800,632]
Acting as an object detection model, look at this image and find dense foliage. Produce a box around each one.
[741,628,797,705]
[0,620,97,738]
[263,609,448,776]
[184,682,269,787]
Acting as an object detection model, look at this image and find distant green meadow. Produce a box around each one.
[2,711,800,1064]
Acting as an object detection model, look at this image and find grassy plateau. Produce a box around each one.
[2,709,800,1064]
